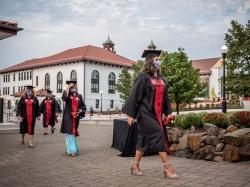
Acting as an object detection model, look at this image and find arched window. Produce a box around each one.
[45,73,50,90]
[108,72,116,94]
[91,70,99,93]
[70,70,77,81]
[57,72,63,93]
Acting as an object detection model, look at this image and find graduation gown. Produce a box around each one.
[40,97,59,128]
[60,91,86,136]
[16,96,40,135]
[122,71,172,153]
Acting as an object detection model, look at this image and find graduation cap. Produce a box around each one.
[25,85,35,90]
[66,80,77,85]
[46,89,52,94]
[141,40,162,58]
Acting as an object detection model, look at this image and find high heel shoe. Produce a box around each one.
[130,160,144,176]
[163,162,179,179]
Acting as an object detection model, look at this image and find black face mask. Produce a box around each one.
[70,88,78,95]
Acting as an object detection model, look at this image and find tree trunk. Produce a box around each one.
[176,101,180,114]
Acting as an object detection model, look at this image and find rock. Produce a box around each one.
[218,129,226,141]
[205,145,216,156]
[215,143,225,152]
[200,135,207,143]
[238,144,250,161]
[190,126,196,133]
[204,154,214,161]
[203,123,216,131]
[167,127,183,143]
[215,151,223,156]
[206,136,219,146]
[200,143,206,147]
[224,128,250,146]
[172,148,193,158]
[193,147,206,160]
[207,126,219,136]
[223,144,240,162]
[227,125,238,133]
[214,156,223,162]
[187,132,206,151]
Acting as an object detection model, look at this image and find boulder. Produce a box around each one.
[205,145,216,156]
[214,156,223,162]
[193,147,206,160]
[206,136,219,146]
[187,132,206,151]
[224,128,250,146]
[204,154,214,161]
[227,125,238,133]
[238,144,250,161]
[203,123,216,131]
[223,144,240,162]
[215,143,225,152]
[190,126,196,133]
[200,135,207,143]
[218,129,226,141]
[215,151,223,156]
[167,127,183,143]
[207,126,219,136]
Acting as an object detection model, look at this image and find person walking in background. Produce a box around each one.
[16,85,40,148]
[122,44,179,179]
[40,90,59,135]
[60,80,86,157]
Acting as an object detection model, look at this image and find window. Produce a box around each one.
[45,73,50,90]
[8,74,10,82]
[13,74,15,81]
[95,99,99,109]
[36,76,39,86]
[27,72,29,80]
[57,72,63,93]
[18,73,20,81]
[91,70,99,93]
[21,72,23,81]
[24,72,26,80]
[70,70,77,81]
[30,71,32,80]
[110,100,114,109]
[13,87,15,94]
[7,87,9,95]
[108,72,116,94]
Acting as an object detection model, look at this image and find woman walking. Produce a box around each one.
[122,44,179,179]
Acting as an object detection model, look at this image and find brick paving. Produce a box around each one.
[0,120,249,187]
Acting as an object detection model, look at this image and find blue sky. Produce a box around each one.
[0,0,249,69]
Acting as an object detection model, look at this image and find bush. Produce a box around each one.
[172,112,206,129]
[203,112,228,128]
[235,111,250,128]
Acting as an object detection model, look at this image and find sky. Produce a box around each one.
[0,0,249,69]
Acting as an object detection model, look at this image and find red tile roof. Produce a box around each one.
[0,45,135,73]
[191,57,221,75]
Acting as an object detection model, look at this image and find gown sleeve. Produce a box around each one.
[79,95,87,117]
[34,97,41,117]
[162,78,172,116]
[40,99,45,114]
[16,97,24,117]
[54,99,59,114]
[62,90,69,102]
[122,72,146,118]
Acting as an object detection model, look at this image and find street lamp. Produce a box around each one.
[100,90,103,114]
[221,44,228,113]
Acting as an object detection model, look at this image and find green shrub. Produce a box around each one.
[172,112,206,129]
[203,112,229,128]
[235,111,250,128]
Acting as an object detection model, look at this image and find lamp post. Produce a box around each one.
[221,44,228,113]
[100,90,103,114]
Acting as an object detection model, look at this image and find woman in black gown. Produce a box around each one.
[122,46,179,179]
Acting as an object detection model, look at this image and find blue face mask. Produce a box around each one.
[26,90,33,97]
[152,60,161,69]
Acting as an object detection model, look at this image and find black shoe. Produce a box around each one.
[28,145,35,148]
[44,132,48,135]
[51,128,55,134]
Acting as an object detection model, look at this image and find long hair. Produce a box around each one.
[143,53,161,75]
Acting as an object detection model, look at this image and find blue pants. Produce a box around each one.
[65,134,79,155]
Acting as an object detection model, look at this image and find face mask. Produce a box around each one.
[47,94,52,98]
[27,90,33,97]
[152,60,161,69]
[70,88,78,95]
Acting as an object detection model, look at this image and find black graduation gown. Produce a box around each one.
[16,96,40,135]
[40,97,59,128]
[122,71,172,153]
[60,91,86,136]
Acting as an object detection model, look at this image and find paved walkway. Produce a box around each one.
[0,120,249,187]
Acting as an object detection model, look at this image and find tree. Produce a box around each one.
[116,61,145,104]
[116,68,132,103]
[225,20,250,97]
[161,48,202,114]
